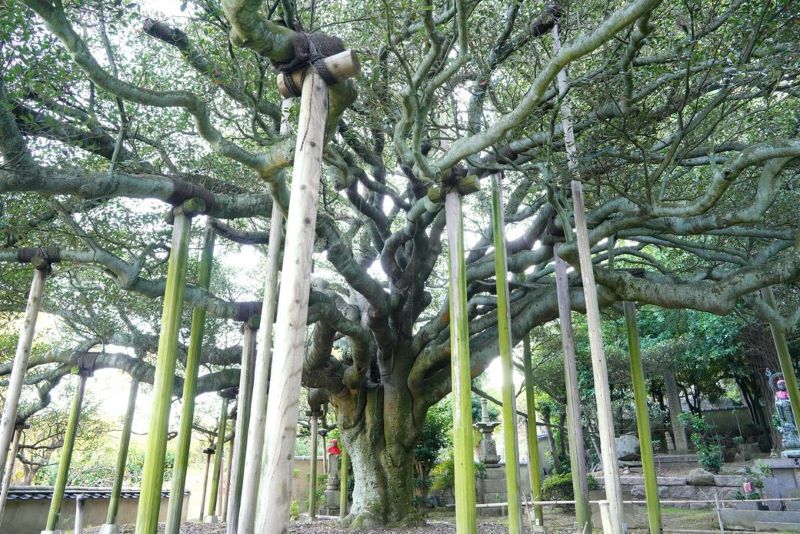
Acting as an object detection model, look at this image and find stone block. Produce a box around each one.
[720,509,800,530]
[687,468,716,486]
[755,520,800,531]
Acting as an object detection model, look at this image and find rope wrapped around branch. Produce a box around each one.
[272,32,345,96]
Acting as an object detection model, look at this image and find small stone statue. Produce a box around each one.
[326,438,341,490]
[768,370,800,455]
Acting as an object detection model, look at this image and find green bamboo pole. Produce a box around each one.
[307,412,319,519]
[103,379,139,531]
[522,334,544,527]
[338,445,348,519]
[444,188,478,533]
[44,370,89,532]
[624,302,662,534]
[207,394,231,521]
[490,174,523,534]
[164,225,216,534]
[199,448,214,521]
[763,287,800,436]
[134,201,196,534]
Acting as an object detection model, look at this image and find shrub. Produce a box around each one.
[680,413,724,474]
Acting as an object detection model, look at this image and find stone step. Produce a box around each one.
[754,521,800,532]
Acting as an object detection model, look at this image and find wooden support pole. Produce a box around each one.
[43,370,89,532]
[164,225,215,534]
[221,427,235,521]
[445,188,478,533]
[553,248,591,531]
[237,103,288,534]
[308,412,319,519]
[135,201,197,534]
[102,379,139,533]
[257,49,359,533]
[490,174,523,534]
[522,334,544,527]
[763,287,800,437]
[624,302,662,534]
[0,425,23,525]
[339,445,349,519]
[207,393,231,521]
[571,180,624,534]
[226,320,257,534]
[199,448,214,521]
[0,266,48,489]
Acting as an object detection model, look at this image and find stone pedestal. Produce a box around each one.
[98,525,121,534]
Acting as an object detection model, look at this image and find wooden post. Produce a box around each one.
[664,371,688,452]
[0,265,48,489]
[226,320,257,534]
[199,447,214,521]
[522,334,544,527]
[101,379,139,534]
[490,174,523,534]
[207,392,232,522]
[135,200,199,534]
[307,411,319,519]
[256,50,359,534]
[221,426,235,521]
[763,288,800,436]
[553,248,592,531]
[74,494,86,534]
[165,225,216,534]
[237,102,288,534]
[624,302,662,533]
[571,180,624,533]
[339,445,349,519]
[0,425,23,525]
[444,187,478,533]
[43,369,90,533]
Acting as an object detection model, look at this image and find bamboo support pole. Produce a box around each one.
[571,181,624,534]
[257,48,359,532]
[0,265,48,490]
[339,446,349,519]
[490,174,523,534]
[207,394,231,521]
[553,248,592,531]
[0,425,23,525]
[445,188,478,533]
[763,287,800,437]
[308,412,319,519]
[237,102,288,534]
[624,302,662,534]
[44,370,89,532]
[102,379,139,532]
[522,334,544,527]
[226,320,257,534]
[199,448,214,521]
[135,201,198,534]
[165,225,216,534]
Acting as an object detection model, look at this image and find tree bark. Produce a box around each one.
[664,371,688,453]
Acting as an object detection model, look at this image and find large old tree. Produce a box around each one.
[1,0,799,525]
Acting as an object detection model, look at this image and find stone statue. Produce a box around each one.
[326,439,341,490]
[767,370,800,455]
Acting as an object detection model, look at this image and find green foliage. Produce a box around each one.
[541,472,600,506]
[429,453,486,497]
[289,500,300,520]
[414,400,452,491]
[735,461,773,500]
[680,413,724,474]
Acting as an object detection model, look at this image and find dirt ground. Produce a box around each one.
[85,505,720,533]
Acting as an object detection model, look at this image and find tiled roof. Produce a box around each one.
[6,487,189,501]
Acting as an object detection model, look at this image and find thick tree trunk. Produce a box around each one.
[336,384,421,527]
